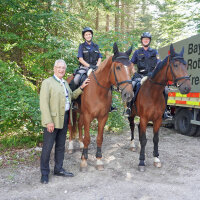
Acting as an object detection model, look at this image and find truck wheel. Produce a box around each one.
[195,127,200,137]
[176,109,197,136]
[194,113,200,137]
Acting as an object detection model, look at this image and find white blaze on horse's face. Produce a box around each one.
[123,65,129,75]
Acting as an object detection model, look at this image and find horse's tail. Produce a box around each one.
[70,110,78,140]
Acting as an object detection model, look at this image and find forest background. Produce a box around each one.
[0,0,200,150]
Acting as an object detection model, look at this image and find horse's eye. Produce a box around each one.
[116,66,121,70]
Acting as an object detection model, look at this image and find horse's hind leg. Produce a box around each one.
[153,119,162,168]
[68,110,77,154]
[128,116,136,151]
[78,114,84,151]
[68,123,75,154]
[95,115,109,171]
[138,119,148,172]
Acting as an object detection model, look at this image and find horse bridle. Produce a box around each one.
[92,56,132,92]
[149,56,190,88]
[113,63,132,92]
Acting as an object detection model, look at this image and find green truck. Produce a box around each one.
[158,34,200,136]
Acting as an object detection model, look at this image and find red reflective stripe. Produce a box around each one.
[168,92,176,97]
[176,100,186,104]
[167,81,173,85]
[187,93,200,98]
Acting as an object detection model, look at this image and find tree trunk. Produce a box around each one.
[121,0,125,33]
[115,0,120,32]
[106,14,109,32]
[96,8,99,30]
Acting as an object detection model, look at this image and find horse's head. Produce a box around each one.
[110,43,134,102]
[168,44,191,94]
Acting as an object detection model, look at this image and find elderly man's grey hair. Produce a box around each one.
[54,59,67,68]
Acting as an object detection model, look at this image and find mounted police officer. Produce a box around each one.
[71,27,116,111]
[72,27,102,88]
[125,32,171,119]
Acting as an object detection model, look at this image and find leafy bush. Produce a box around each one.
[0,60,41,135]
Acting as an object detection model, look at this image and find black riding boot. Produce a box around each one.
[109,86,117,112]
[162,88,172,120]
[69,79,77,91]
[124,102,132,117]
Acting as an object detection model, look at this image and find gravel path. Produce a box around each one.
[0,126,200,200]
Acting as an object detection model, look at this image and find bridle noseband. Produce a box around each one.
[169,56,190,88]
[149,56,190,88]
[113,64,132,92]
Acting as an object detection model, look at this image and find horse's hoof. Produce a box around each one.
[96,165,104,171]
[130,147,136,152]
[154,162,162,168]
[68,149,73,154]
[80,166,88,172]
[80,159,87,172]
[79,142,84,149]
[138,165,145,172]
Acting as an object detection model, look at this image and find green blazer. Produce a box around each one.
[40,77,82,129]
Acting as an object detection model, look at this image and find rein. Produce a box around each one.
[149,56,190,88]
[92,71,110,90]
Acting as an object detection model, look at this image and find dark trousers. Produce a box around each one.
[40,111,69,176]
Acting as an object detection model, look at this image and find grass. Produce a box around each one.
[0,132,43,151]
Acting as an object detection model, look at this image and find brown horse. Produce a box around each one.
[128,44,191,172]
[69,43,134,171]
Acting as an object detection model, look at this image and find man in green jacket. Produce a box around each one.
[40,59,89,184]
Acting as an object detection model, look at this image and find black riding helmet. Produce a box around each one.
[82,27,93,39]
[141,32,151,47]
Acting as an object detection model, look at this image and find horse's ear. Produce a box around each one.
[170,44,175,57]
[180,47,184,57]
[125,45,133,57]
[113,42,119,55]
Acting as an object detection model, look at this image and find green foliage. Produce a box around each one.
[105,91,127,132]
[0,0,199,149]
[0,60,41,134]
[0,133,43,150]
[95,30,139,56]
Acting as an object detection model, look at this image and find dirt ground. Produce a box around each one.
[0,125,200,200]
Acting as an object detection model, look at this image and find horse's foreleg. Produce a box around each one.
[80,113,91,172]
[95,115,109,171]
[128,116,136,151]
[78,114,84,150]
[153,119,162,168]
[138,119,148,172]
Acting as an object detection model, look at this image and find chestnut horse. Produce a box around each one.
[128,44,191,172]
[69,43,134,171]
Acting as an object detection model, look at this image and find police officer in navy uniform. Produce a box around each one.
[125,32,171,119]
[73,27,117,112]
[73,27,102,86]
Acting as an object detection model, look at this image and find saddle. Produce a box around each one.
[69,68,88,91]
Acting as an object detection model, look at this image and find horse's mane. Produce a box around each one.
[95,56,112,74]
[151,56,168,79]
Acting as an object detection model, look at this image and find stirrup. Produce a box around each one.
[109,106,117,112]
[72,102,78,110]
[124,108,131,117]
